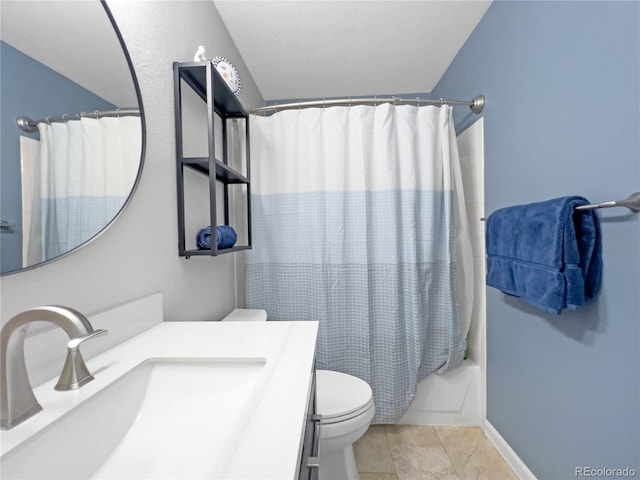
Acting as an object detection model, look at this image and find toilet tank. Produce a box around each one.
[221,309,267,322]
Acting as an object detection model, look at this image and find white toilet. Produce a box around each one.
[222,309,375,480]
[315,369,375,479]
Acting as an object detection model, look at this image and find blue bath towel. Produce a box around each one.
[196,225,238,250]
[486,196,602,314]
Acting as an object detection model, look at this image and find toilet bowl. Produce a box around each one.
[316,369,375,480]
[221,309,375,480]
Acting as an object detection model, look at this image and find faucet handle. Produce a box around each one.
[55,329,108,391]
[66,329,108,350]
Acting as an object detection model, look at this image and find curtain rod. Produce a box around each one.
[251,94,485,115]
[16,108,140,133]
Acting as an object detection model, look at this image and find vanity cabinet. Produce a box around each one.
[172,61,251,257]
[298,367,321,479]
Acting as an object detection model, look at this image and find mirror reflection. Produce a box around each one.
[0,0,143,274]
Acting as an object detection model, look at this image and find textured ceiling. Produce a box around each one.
[214,0,492,101]
[1,1,491,108]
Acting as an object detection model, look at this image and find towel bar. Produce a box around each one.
[479,191,640,221]
[0,220,15,231]
[574,192,640,213]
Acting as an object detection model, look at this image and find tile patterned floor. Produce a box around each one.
[354,425,518,480]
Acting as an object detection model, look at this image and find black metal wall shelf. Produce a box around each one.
[176,62,246,116]
[173,61,251,257]
[181,245,252,258]
[182,157,249,183]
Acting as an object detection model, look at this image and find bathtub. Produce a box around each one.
[399,359,483,426]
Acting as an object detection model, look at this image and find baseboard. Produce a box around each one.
[483,420,537,480]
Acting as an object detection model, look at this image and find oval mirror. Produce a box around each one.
[0,0,144,275]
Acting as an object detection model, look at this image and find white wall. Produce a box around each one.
[0,1,264,324]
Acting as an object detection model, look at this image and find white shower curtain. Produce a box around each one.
[29,116,140,262]
[247,104,473,422]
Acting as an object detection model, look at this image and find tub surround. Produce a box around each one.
[1,308,318,479]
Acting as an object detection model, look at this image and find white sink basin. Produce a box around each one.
[0,357,267,479]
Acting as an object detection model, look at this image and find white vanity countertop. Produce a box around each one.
[1,320,319,479]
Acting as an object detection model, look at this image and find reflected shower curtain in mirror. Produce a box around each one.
[29,116,140,262]
[247,104,472,422]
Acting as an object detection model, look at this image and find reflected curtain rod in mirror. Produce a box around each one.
[17,109,141,133]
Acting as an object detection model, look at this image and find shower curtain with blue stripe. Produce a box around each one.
[247,104,471,423]
[32,117,140,262]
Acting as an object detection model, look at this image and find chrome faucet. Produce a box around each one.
[0,306,107,430]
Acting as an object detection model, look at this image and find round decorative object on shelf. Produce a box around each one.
[212,56,242,96]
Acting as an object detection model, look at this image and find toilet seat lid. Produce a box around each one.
[316,370,373,421]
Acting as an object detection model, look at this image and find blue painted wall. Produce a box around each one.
[433,1,639,477]
[0,41,114,273]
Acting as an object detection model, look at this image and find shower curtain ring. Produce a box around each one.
[439,98,445,107]
[393,96,397,106]
[416,97,420,107]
